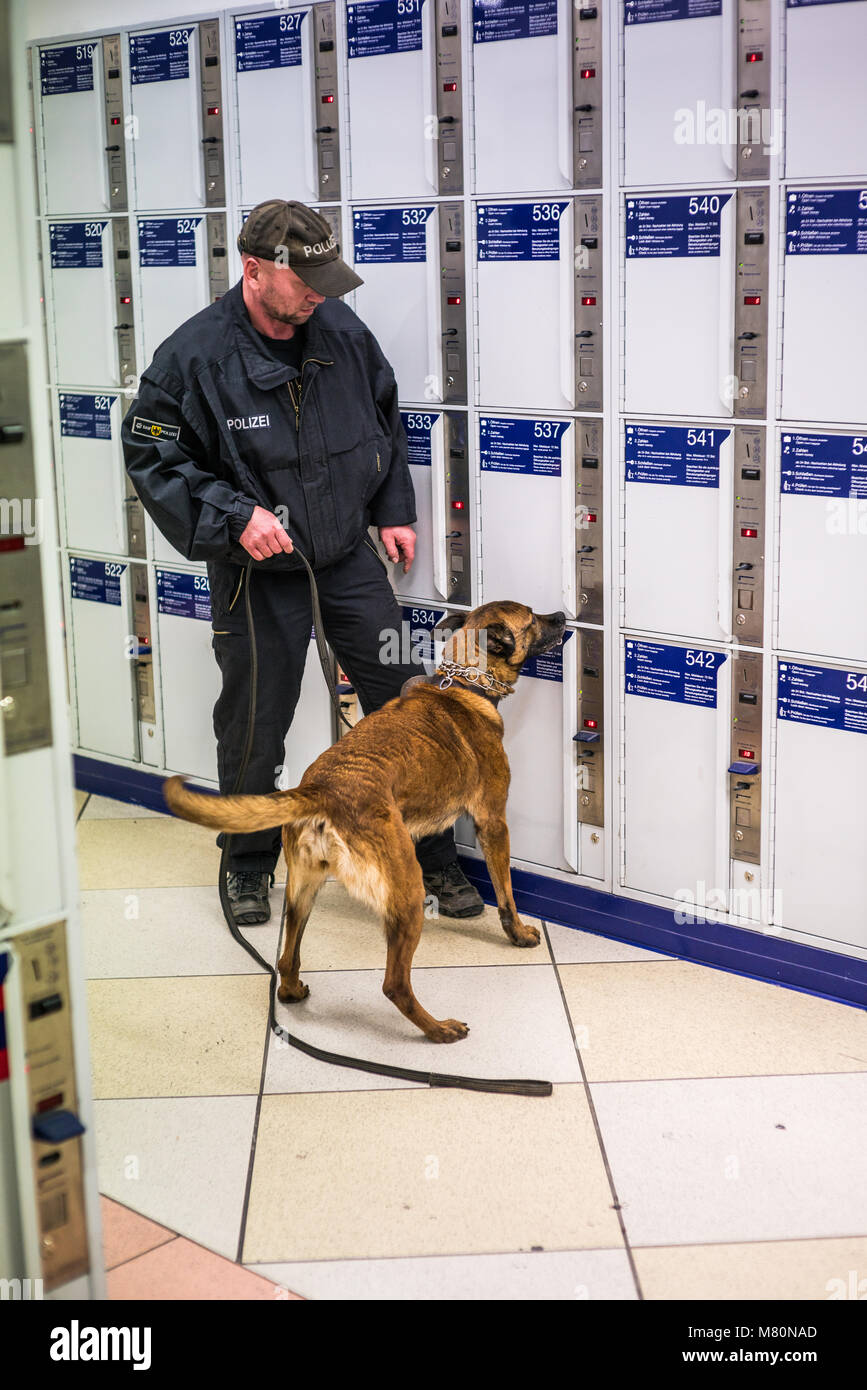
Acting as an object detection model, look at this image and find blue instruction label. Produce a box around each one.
[477,202,568,262]
[234,13,306,70]
[156,569,212,621]
[479,416,568,476]
[70,557,125,605]
[401,411,437,466]
[777,663,867,734]
[59,394,115,440]
[40,43,96,96]
[625,639,727,708]
[626,193,732,258]
[129,28,194,85]
[347,0,424,58]
[400,603,449,667]
[472,0,558,44]
[625,0,721,24]
[352,207,434,263]
[520,629,573,683]
[625,424,729,488]
[780,432,867,498]
[138,217,201,268]
[49,222,106,270]
[785,189,867,256]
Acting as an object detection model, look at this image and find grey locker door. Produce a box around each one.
[623,638,731,905]
[346,0,438,199]
[624,192,736,418]
[777,431,867,665]
[472,0,570,195]
[156,569,221,782]
[479,417,577,617]
[623,424,734,642]
[234,8,320,207]
[39,41,109,214]
[129,25,206,210]
[59,394,126,555]
[773,661,867,950]
[781,188,867,425]
[785,0,867,180]
[48,221,119,387]
[68,558,138,760]
[623,1,734,186]
[476,200,575,410]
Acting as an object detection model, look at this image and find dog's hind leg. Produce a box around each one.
[472,807,540,948]
[276,825,329,1003]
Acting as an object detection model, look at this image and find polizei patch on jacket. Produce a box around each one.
[131,416,181,442]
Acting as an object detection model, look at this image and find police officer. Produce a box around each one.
[121,200,483,926]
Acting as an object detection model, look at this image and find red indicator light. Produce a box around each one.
[451,500,465,510]
[744,294,761,305]
[581,295,596,306]
[585,512,597,523]
[443,82,457,92]
[738,747,755,760]
[37,1092,64,1113]
[0,535,26,553]
[447,295,461,305]
[741,527,758,538]
[111,116,121,125]
[746,50,763,62]
[580,67,595,78]
[584,718,598,729]
[207,106,220,116]
[322,93,334,103]
[120,295,131,304]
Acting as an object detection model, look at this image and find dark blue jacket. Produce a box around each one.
[121,280,415,571]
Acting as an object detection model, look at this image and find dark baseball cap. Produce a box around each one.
[237,199,363,296]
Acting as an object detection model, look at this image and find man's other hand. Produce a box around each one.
[379,525,416,573]
[239,506,295,560]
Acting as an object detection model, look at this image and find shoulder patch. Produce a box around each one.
[131,416,181,442]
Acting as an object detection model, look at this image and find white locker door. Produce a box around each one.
[479,416,576,616]
[624,192,735,418]
[623,638,730,903]
[138,217,211,365]
[152,528,191,567]
[501,632,578,873]
[346,0,437,199]
[156,569,220,781]
[69,558,138,760]
[39,42,108,214]
[786,0,867,180]
[393,411,440,602]
[48,221,118,387]
[777,431,867,664]
[352,206,440,403]
[129,25,205,211]
[59,393,126,555]
[280,630,335,788]
[472,0,570,195]
[774,661,867,949]
[623,0,734,187]
[623,423,733,641]
[781,189,867,424]
[234,9,319,207]
[476,200,574,410]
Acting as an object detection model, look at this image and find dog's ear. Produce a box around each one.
[484,621,516,659]
[436,611,467,633]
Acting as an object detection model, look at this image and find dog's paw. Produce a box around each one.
[427,1017,470,1043]
[513,922,541,947]
[278,981,310,1003]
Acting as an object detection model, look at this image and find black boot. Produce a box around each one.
[422,861,485,919]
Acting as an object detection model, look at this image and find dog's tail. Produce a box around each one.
[163,775,316,833]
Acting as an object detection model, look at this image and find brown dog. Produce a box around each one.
[163,601,567,1043]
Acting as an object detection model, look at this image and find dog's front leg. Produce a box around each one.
[474,815,540,948]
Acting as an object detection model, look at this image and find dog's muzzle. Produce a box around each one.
[533,610,568,654]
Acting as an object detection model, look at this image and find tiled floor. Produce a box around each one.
[75,788,867,1300]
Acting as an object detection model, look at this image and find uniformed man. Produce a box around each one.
[121,200,483,926]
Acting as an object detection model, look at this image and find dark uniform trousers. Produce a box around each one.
[209,534,456,875]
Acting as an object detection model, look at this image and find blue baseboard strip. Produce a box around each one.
[74,754,867,1011]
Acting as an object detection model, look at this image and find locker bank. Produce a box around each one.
[2,0,866,1312]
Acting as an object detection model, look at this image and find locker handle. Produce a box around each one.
[188,26,206,208]
[301,16,318,200]
[559,204,576,408]
[93,43,112,212]
[425,210,443,403]
[556,0,573,187]
[562,631,579,872]
[717,197,736,415]
[719,0,737,173]
[717,432,734,640]
[560,422,577,618]
[430,416,448,599]
[421,0,438,193]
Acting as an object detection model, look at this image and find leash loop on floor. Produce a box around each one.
[216,551,553,1099]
